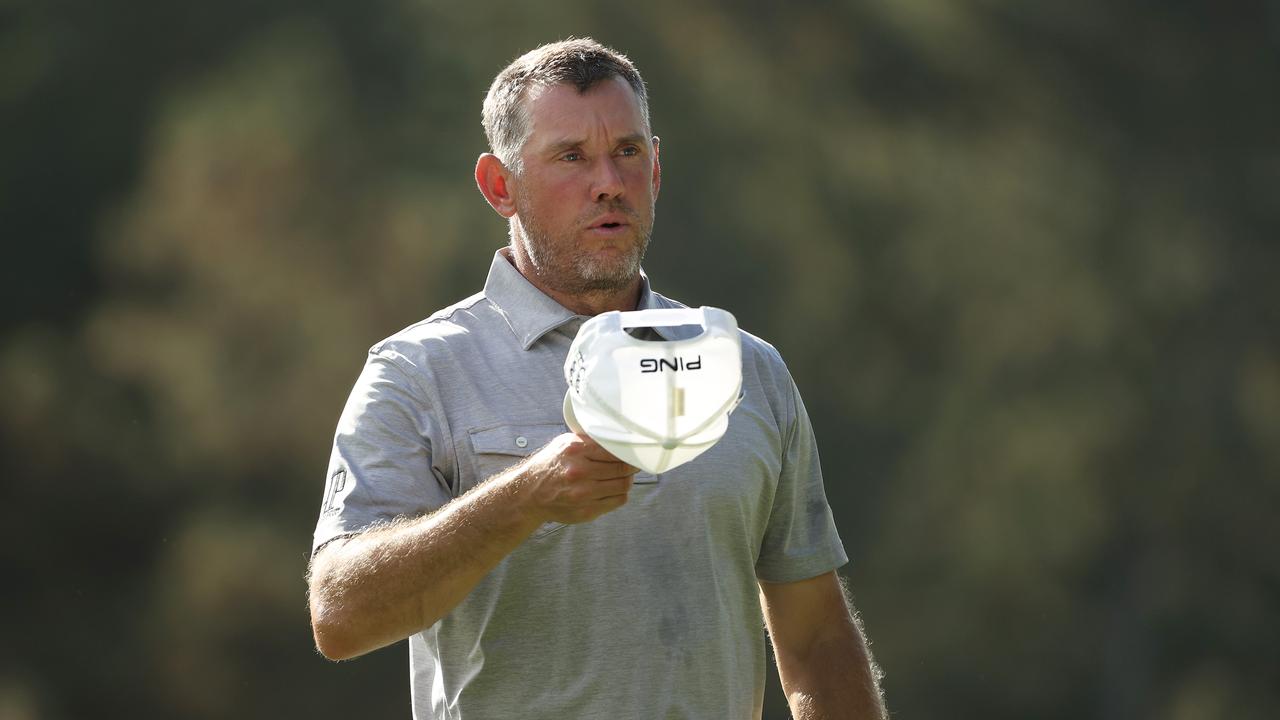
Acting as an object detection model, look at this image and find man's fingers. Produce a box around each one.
[592,476,634,500]
[590,460,640,479]
[571,433,635,465]
[595,493,630,514]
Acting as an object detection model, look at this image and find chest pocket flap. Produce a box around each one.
[468,422,565,458]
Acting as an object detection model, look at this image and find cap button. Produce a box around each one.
[515,436,528,448]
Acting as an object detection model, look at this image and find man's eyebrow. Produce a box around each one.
[544,138,586,154]
[543,134,649,154]
[613,133,648,147]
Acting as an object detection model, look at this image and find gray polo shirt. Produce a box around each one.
[314,249,847,719]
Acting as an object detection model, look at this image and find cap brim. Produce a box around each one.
[562,391,585,434]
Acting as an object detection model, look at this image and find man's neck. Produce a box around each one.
[503,248,642,316]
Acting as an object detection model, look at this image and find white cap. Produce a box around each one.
[563,306,743,474]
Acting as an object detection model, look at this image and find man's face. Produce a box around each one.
[509,76,660,296]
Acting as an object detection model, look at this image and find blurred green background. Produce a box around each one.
[3,1,1278,718]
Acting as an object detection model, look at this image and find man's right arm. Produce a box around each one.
[307,432,635,661]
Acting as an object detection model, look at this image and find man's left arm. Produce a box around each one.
[759,571,887,720]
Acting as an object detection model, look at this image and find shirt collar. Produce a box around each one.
[483,248,680,350]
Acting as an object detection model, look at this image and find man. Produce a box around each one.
[308,38,887,719]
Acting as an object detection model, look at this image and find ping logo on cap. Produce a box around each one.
[639,356,702,373]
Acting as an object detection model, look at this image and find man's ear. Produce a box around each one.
[650,136,661,199]
[475,153,517,218]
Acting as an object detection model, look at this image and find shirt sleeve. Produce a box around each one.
[754,375,849,583]
[312,349,453,554]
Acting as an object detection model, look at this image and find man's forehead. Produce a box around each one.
[524,77,647,145]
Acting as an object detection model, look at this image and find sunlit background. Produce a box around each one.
[3,1,1278,718]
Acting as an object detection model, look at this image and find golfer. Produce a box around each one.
[308,37,887,719]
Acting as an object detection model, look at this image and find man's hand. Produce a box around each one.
[516,432,638,525]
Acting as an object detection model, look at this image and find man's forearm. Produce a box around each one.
[765,575,888,720]
[779,623,887,720]
[308,465,543,661]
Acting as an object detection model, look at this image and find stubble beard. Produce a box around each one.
[514,199,654,296]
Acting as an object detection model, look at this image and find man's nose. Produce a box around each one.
[591,156,625,201]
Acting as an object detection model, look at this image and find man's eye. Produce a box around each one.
[562,152,582,162]
[619,146,640,157]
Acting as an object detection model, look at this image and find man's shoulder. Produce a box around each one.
[737,324,786,368]
[368,290,499,359]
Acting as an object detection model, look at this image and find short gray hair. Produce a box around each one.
[482,38,650,173]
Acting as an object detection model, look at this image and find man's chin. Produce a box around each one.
[575,269,638,293]
[574,254,641,292]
